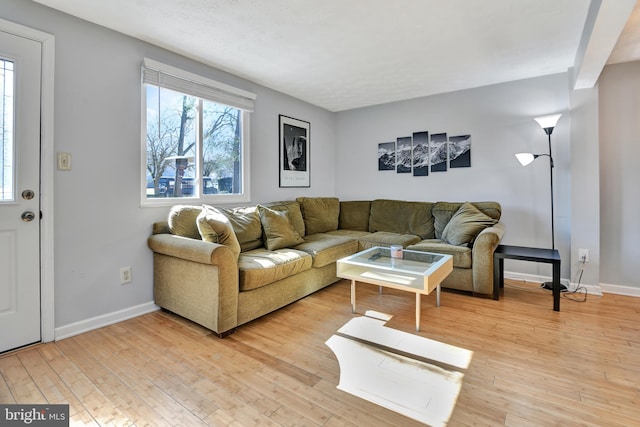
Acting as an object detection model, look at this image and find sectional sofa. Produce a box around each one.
[147,198,505,336]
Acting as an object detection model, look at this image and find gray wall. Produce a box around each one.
[335,74,573,280]
[2,0,337,329]
[599,61,640,290]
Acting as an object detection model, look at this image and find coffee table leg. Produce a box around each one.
[436,284,441,307]
[416,293,421,332]
[351,280,356,314]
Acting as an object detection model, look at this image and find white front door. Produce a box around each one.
[0,30,42,353]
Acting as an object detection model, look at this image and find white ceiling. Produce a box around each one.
[33,0,640,112]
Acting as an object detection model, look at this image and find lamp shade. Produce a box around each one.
[534,114,562,130]
[515,152,535,166]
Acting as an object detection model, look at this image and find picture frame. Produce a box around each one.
[279,115,310,187]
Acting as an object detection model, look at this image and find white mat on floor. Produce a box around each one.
[325,312,472,426]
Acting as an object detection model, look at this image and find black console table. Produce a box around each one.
[493,245,561,311]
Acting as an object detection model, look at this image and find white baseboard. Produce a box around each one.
[55,302,160,341]
[599,283,640,297]
[504,271,602,296]
[504,271,640,297]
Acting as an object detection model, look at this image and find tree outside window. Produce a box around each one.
[145,85,243,199]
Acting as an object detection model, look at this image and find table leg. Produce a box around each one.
[416,293,421,332]
[351,280,356,314]
[493,257,503,300]
[379,286,382,295]
[553,261,561,312]
[436,284,441,307]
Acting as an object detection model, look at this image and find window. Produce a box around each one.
[1,59,14,201]
[141,59,255,205]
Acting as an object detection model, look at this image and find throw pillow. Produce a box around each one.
[196,205,241,260]
[296,197,340,234]
[167,205,202,239]
[219,206,263,252]
[441,202,498,246]
[258,205,305,251]
[262,201,306,237]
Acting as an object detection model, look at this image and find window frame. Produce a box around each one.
[140,59,255,207]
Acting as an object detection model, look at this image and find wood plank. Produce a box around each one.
[0,354,46,403]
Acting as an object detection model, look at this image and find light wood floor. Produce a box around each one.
[1,279,638,426]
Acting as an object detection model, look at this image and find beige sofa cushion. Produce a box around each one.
[338,201,371,231]
[441,202,498,247]
[167,205,202,239]
[196,205,241,260]
[296,197,340,234]
[407,240,472,268]
[238,249,312,291]
[368,199,435,239]
[433,201,501,239]
[258,205,305,251]
[219,206,263,252]
[325,229,371,239]
[293,233,358,268]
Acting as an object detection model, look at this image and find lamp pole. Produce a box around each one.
[534,113,561,251]
[543,127,555,250]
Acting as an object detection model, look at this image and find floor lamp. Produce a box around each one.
[515,113,564,291]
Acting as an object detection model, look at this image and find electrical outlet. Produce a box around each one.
[578,248,589,263]
[120,266,132,284]
[57,152,72,171]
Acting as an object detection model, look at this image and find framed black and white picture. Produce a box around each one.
[279,115,310,187]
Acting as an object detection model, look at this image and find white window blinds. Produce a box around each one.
[142,58,256,112]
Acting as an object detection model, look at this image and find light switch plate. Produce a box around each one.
[57,152,71,171]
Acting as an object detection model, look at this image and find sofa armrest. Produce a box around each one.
[148,233,227,265]
[147,233,239,336]
[471,222,506,295]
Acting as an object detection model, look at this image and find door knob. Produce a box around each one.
[22,189,35,200]
[21,211,36,222]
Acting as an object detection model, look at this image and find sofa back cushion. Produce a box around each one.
[167,205,202,239]
[339,201,371,231]
[433,201,501,239]
[219,206,263,252]
[368,199,435,239]
[296,197,340,235]
[197,205,241,259]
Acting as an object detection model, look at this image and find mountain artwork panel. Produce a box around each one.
[396,136,412,173]
[430,133,448,172]
[449,135,471,168]
[412,131,429,176]
[378,141,395,171]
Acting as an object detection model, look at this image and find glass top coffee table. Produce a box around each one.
[337,246,453,331]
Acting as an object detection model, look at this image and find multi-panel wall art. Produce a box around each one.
[377,131,471,175]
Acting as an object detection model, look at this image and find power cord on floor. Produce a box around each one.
[505,254,596,303]
[562,256,588,302]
